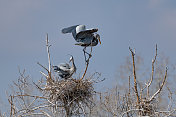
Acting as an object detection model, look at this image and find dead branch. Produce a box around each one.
[40,71,48,77]
[155,109,176,117]
[37,62,49,73]
[148,67,168,102]
[80,46,93,81]
[37,62,53,84]
[129,47,140,105]
[13,94,47,99]
[37,34,53,83]
[147,44,157,97]
[128,76,131,97]
[121,108,144,117]
[46,33,51,73]
[10,95,14,117]
[40,110,52,117]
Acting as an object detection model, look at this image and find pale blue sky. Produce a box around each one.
[1,0,176,109]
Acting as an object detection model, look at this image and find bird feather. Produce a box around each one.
[61,25,79,34]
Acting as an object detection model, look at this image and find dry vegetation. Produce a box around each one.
[1,35,176,117]
[91,45,176,117]
[5,34,101,117]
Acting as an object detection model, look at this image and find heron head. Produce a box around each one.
[67,54,74,63]
[96,34,101,44]
[93,28,98,32]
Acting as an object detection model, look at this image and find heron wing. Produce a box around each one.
[58,68,70,74]
[61,25,79,34]
[53,66,69,77]
[59,63,70,69]
[58,71,70,78]
[76,29,98,40]
[75,37,93,45]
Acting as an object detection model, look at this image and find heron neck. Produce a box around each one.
[71,60,76,72]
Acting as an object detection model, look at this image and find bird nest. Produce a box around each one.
[44,77,95,108]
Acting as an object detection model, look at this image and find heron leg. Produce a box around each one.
[83,46,93,64]
[84,47,92,57]
[83,47,87,64]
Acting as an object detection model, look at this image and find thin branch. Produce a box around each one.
[128,76,131,97]
[10,95,13,117]
[167,86,173,110]
[155,109,176,117]
[80,46,93,81]
[27,97,37,108]
[46,33,51,72]
[40,71,48,77]
[37,62,49,72]
[37,62,53,83]
[121,108,144,117]
[20,113,47,116]
[149,67,168,102]
[33,81,44,91]
[13,94,47,99]
[165,109,176,117]
[147,44,157,97]
[40,110,52,117]
[16,104,51,114]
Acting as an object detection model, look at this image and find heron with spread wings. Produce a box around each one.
[62,25,101,62]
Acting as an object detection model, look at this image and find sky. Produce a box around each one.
[1,0,176,110]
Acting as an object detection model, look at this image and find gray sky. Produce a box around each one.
[1,0,176,108]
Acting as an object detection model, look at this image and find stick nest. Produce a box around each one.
[44,78,94,107]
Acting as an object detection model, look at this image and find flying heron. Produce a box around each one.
[62,25,101,62]
[53,55,76,79]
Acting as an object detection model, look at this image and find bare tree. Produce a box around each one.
[92,45,176,117]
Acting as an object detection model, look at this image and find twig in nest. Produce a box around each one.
[33,81,44,91]
[40,71,48,77]
[37,62,53,83]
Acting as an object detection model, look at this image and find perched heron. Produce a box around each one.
[53,55,76,79]
[62,25,101,62]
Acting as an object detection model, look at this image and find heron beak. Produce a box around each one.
[98,36,101,45]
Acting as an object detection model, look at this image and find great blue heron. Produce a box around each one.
[62,25,101,62]
[53,55,76,79]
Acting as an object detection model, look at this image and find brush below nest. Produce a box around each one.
[44,78,94,106]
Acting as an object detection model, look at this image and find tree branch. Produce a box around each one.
[147,44,157,97]
[80,46,93,81]
[46,33,51,73]
[149,67,168,102]
[129,47,140,105]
